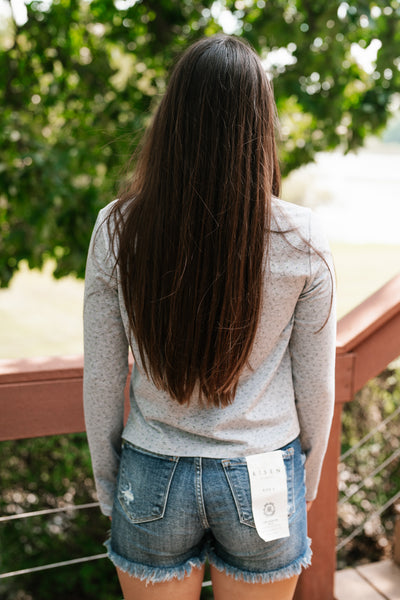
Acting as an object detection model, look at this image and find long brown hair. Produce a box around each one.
[110,35,281,407]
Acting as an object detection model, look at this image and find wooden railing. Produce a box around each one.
[1,272,400,600]
[295,272,400,600]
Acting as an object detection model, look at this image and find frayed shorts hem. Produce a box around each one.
[104,539,207,584]
[207,536,313,584]
[104,536,312,585]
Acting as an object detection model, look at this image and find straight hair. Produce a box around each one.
[109,35,281,407]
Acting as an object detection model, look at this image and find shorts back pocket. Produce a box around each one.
[222,447,296,528]
[117,442,179,524]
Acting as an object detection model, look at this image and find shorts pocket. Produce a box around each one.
[222,447,296,529]
[222,459,255,528]
[117,442,179,524]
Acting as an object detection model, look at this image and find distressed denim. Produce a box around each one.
[106,437,311,584]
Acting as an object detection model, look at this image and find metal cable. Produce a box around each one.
[340,405,400,461]
[0,554,214,587]
[336,489,400,551]
[0,553,108,579]
[339,447,400,504]
[0,502,100,522]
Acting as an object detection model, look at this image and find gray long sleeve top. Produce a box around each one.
[84,197,336,516]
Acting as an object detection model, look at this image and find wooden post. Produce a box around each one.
[293,350,355,600]
[294,406,343,600]
[394,506,400,567]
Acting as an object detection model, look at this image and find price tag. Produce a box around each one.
[246,450,290,542]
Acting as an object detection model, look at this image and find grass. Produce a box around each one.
[331,242,400,317]
[0,261,84,359]
[0,244,399,359]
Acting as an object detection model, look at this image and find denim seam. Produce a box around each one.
[195,458,210,529]
[284,449,295,517]
[122,439,180,462]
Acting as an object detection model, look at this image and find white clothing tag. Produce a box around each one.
[246,450,290,542]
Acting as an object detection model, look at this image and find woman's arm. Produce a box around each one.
[289,212,336,502]
[83,208,129,516]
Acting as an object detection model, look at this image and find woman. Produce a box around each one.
[84,34,336,600]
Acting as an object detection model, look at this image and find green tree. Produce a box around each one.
[1,0,399,286]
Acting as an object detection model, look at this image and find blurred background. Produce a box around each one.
[0,1,399,599]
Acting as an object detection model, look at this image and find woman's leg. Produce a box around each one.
[116,564,205,600]
[210,565,298,600]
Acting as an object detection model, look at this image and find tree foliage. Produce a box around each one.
[1,0,399,286]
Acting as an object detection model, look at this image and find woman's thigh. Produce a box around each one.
[210,566,299,600]
[116,564,205,600]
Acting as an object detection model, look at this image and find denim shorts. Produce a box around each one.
[105,437,312,584]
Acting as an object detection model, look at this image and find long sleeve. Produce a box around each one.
[289,212,336,501]
[83,209,129,516]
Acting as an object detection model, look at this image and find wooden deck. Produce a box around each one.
[335,560,400,600]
